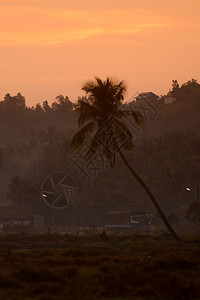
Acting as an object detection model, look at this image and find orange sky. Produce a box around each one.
[0,0,199,106]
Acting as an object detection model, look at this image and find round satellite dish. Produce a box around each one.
[41,172,77,209]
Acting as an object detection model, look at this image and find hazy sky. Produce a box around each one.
[0,0,199,106]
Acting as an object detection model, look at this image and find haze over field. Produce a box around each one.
[0,0,199,106]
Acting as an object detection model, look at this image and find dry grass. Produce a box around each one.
[0,233,199,299]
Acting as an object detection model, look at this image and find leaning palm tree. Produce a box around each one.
[71,77,180,241]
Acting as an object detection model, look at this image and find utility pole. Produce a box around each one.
[52,208,55,233]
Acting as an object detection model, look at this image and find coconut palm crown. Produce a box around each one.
[71,77,142,163]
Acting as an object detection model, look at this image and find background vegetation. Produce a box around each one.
[0,79,200,228]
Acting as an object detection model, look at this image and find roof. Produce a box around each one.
[136,92,159,100]
[105,211,148,216]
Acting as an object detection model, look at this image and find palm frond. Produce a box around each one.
[70,121,96,150]
[115,81,126,102]
[118,110,144,125]
[81,77,127,116]
[75,100,103,127]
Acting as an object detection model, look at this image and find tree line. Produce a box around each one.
[0,79,199,229]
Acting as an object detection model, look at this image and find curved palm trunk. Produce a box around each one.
[119,149,180,242]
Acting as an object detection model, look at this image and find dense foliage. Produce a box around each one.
[0,79,199,227]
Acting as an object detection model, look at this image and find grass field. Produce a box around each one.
[0,233,200,300]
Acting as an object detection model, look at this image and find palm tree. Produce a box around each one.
[71,77,180,241]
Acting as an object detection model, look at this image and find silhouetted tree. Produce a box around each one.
[171,78,200,102]
[35,103,43,112]
[2,93,26,108]
[42,100,51,112]
[172,80,179,91]
[71,76,180,241]
[52,95,73,112]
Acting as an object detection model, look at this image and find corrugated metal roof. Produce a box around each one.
[136,92,159,99]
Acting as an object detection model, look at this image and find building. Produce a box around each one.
[104,211,153,233]
[0,206,44,232]
[135,92,159,103]
[163,90,176,104]
[163,96,176,104]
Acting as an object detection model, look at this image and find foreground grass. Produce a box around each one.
[0,233,200,299]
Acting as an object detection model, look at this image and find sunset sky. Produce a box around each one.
[0,0,199,106]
